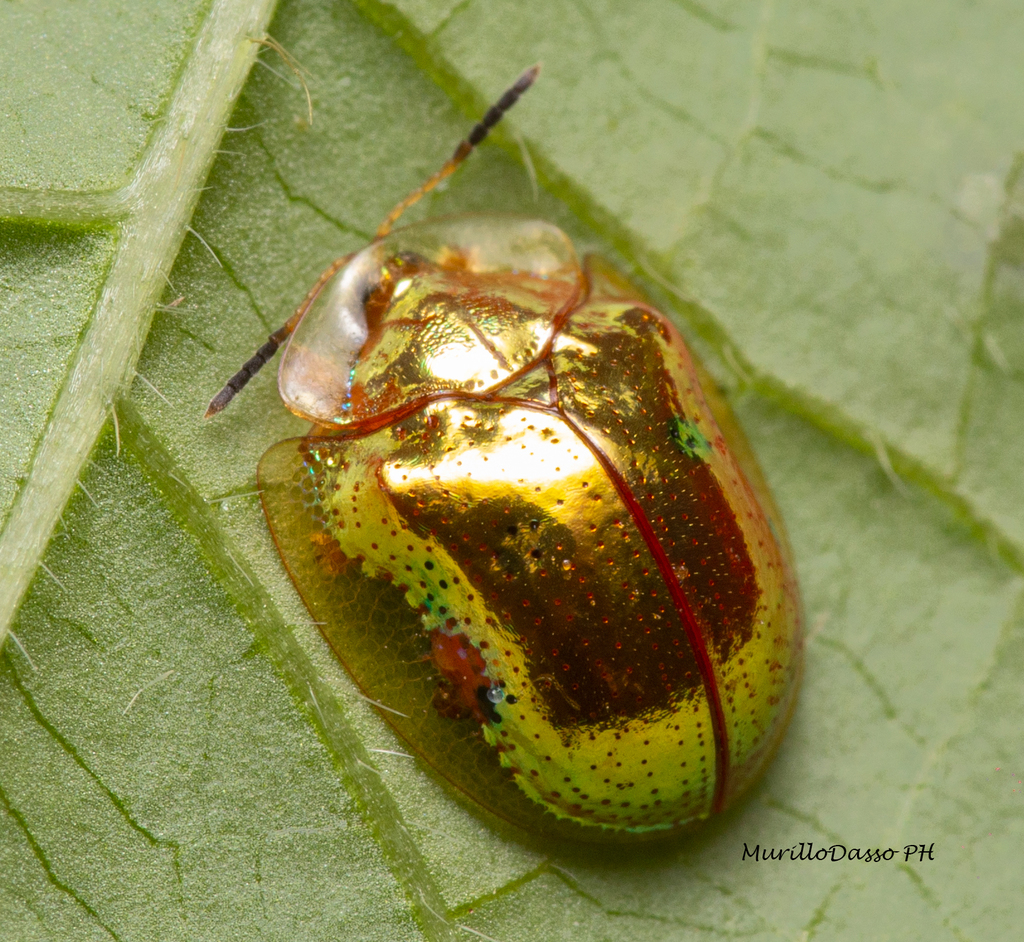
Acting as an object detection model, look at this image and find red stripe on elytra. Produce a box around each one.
[554,408,730,817]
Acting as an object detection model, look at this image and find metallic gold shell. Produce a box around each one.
[259,216,802,840]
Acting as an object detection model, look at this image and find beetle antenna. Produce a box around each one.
[375,63,541,239]
[203,254,350,417]
[204,64,540,418]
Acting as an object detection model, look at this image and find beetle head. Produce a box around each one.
[278,215,582,427]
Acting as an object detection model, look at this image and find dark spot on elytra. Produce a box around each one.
[476,685,502,724]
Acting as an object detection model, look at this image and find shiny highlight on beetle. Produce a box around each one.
[208,67,802,840]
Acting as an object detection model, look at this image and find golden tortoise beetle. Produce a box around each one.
[207,66,803,841]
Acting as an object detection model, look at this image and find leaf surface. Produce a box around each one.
[1,1,1022,939]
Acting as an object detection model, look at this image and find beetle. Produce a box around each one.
[207,66,802,841]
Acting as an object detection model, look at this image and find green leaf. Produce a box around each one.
[2,0,1022,939]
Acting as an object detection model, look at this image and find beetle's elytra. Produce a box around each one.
[209,67,802,841]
